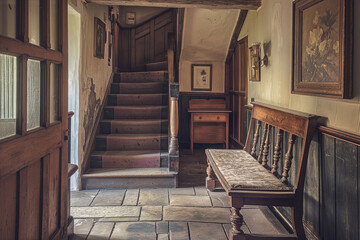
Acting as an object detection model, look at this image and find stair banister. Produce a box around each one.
[167,32,179,172]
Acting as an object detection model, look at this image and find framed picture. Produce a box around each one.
[191,64,212,91]
[94,17,106,59]
[292,0,353,98]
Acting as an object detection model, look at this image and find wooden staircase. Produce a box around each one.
[82,61,177,189]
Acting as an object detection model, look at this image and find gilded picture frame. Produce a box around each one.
[94,17,106,59]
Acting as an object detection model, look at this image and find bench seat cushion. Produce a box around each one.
[206,149,292,191]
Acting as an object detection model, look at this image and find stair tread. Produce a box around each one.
[91,150,167,157]
[105,105,168,108]
[145,61,167,65]
[101,119,168,123]
[83,167,176,178]
[108,93,167,96]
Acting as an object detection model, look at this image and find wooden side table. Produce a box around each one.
[188,109,231,153]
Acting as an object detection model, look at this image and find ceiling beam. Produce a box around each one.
[87,0,261,10]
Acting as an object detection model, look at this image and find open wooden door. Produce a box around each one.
[229,36,248,147]
[0,0,69,239]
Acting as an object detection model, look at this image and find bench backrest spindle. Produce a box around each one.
[261,124,272,167]
[244,102,320,194]
[271,129,283,175]
[250,120,261,158]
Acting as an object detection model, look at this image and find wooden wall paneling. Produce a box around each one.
[145,34,151,64]
[320,135,336,240]
[113,23,119,71]
[358,145,360,240]
[118,28,130,71]
[131,29,136,70]
[335,139,358,240]
[303,134,320,234]
[135,37,146,71]
[154,25,165,61]
[0,173,18,239]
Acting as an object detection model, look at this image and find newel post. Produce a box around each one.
[168,83,179,172]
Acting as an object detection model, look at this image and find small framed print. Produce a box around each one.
[191,64,212,91]
[126,12,136,25]
[94,17,106,59]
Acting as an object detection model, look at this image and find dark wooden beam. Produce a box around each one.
[226,10,248,63]
[87,0,261,10]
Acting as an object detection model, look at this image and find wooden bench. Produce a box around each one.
[205,102,320,240]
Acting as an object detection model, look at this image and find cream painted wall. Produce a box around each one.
[69,1,113,181]
[179,60,225,93]
[239,0,360,135]
[179,8,240,93]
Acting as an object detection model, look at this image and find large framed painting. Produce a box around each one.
[292,0,353,98]
[94,17,106,59]
[191,64,212,91]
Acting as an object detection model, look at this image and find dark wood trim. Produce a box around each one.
[41,154,50,240]
[180,91,227,97]
[40,0,51,48]
[0,36,63,63]
[225,10,248,63]
[18,55,28,135]
[81,73,114,188]
[88,0,262,10]
[318,125,360,146]
[41,61,51,127]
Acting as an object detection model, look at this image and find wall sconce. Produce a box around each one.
[249,43,268,70]
[249,43,269,81]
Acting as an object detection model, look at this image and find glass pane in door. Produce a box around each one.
[50,64,59,123]
[0,54,17,140]
[0,0,16,38]
[50,0,58,50]
[27,59,41,130]
[29,0,40,45]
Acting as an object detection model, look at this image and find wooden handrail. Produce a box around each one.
[167,32,179,172]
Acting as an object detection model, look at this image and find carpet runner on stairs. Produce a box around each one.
[83,62,176,189]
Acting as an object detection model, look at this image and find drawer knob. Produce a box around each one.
[217,116,220,120]
[199,116,202,119]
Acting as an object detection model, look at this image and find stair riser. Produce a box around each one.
[83,176,176,189]
[95,137,168,151]
[111,83,168,94]
[107,94,168,106]
[145,62,168,71]
[100,121,168,134]
[104,107,168,119]
[90,155,161,168]
[114,72,168,83]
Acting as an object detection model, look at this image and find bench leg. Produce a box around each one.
[206,162,216,191]
[229,207,246,240]
[292,206,306,240]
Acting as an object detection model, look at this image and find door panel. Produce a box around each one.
[228,37,248,147]
[0,0,68,239]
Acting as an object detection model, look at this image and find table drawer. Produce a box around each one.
[193,113,226,122]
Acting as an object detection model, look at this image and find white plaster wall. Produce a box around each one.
[69,1,113,186]
[179,8,240,93]
[239,0,360,135]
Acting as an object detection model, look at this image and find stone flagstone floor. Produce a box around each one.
[71,187,289,240]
